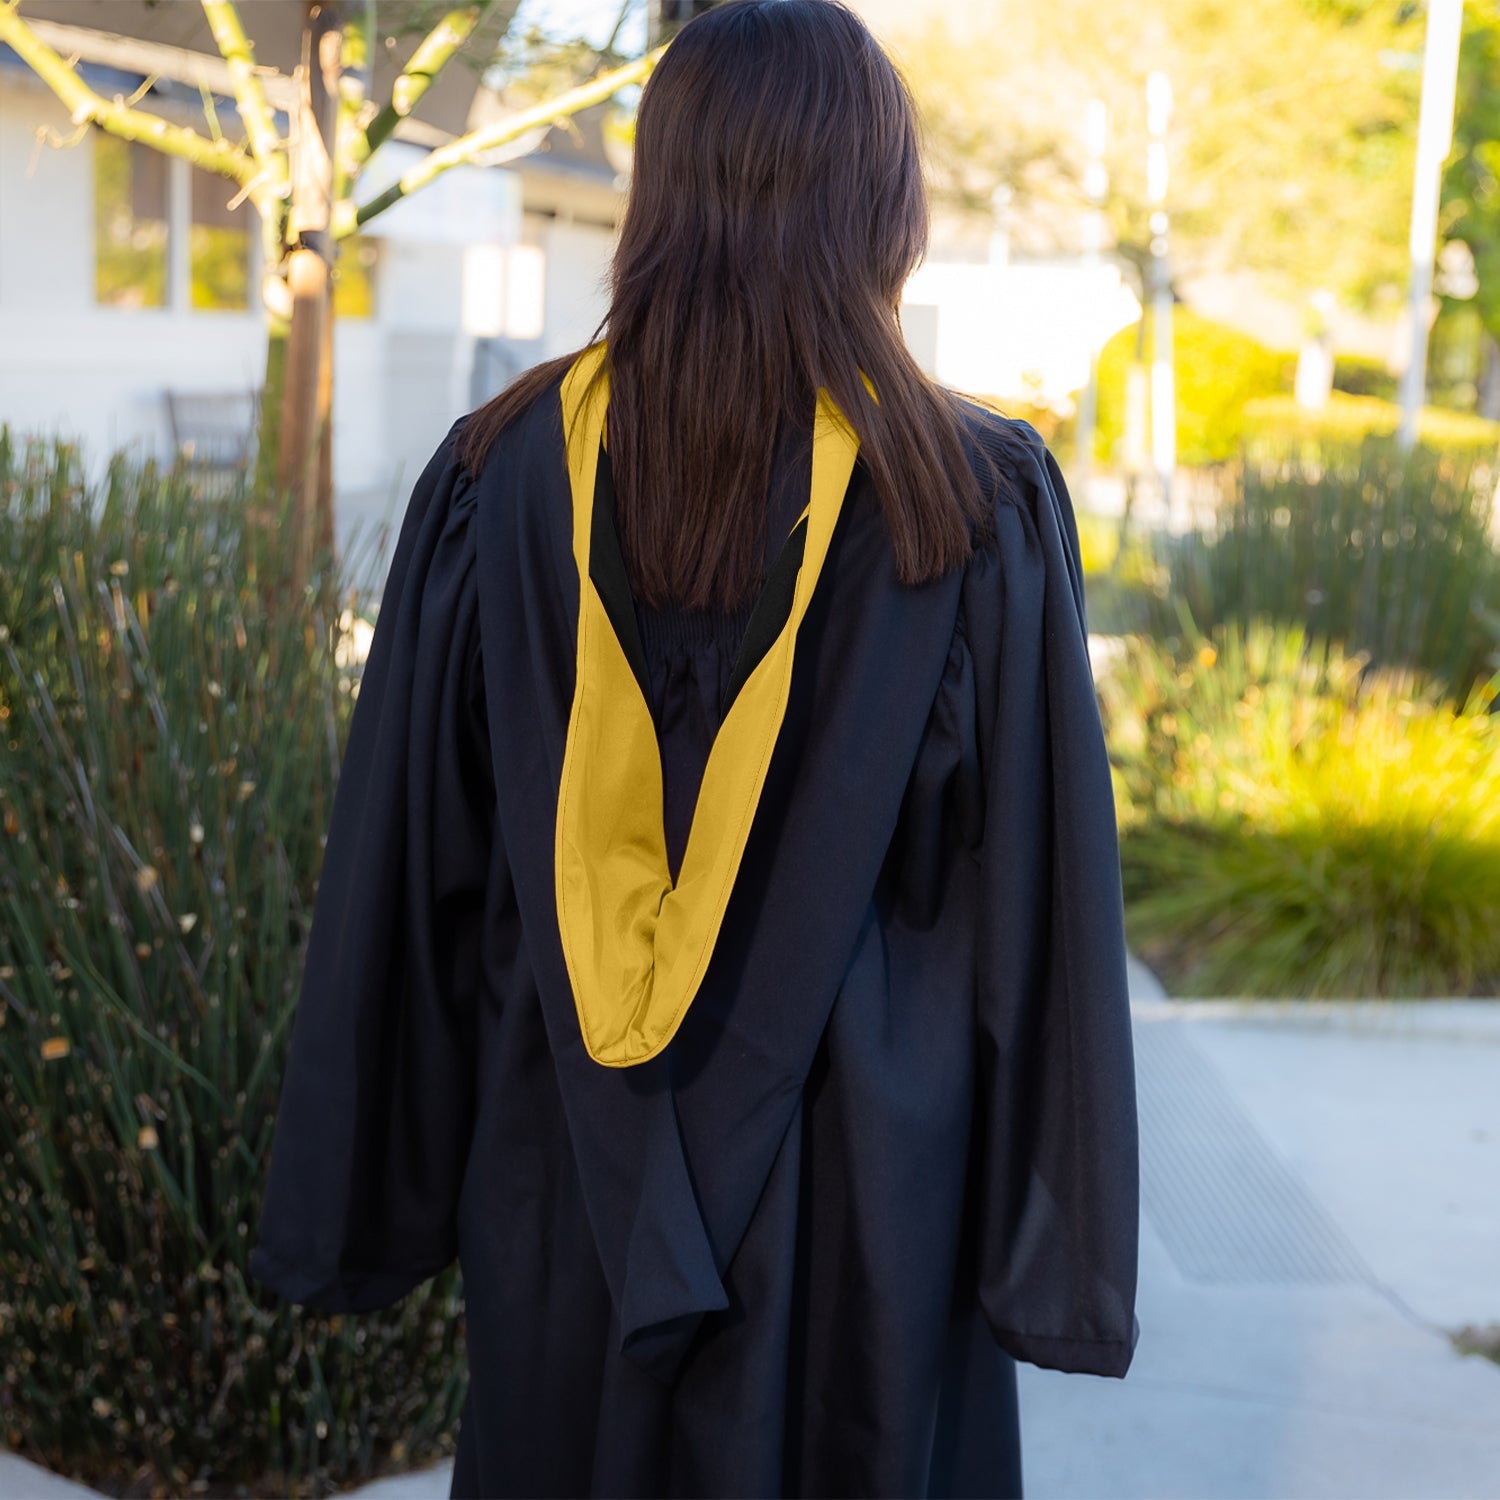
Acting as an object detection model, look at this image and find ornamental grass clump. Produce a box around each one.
[1101,620,1500,998]
[1161,434,1500,696]
[0,432,465,1497]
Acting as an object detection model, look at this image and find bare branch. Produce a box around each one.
[352,2,495,173]
[347,43,663,234]
[603,0,633,56]
[333,0,375,206]
[0,1,255,184]
[198,0,287,195]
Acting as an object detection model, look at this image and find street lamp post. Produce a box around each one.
[989,182,1013,268]
[1073,97,1109,510]
[1146,70,1176,525]
[1397,0,1465,451]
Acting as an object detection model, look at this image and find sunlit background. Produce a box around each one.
[0,1,1497,1497]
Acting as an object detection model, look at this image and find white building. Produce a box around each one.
[0,18,623,552]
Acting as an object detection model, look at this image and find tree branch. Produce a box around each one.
[347,43,664,233]
[198,0,288,196]
[333,0,375,206]
[0,0,254,184]
[352,2,496,174]
[603,0,633,57]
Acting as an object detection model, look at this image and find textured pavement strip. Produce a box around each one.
[1019,965,1500,1500]
[7,966,1499,1499]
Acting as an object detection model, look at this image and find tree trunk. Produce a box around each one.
[277,246,331,596]
[276,1,340,600]
[256,318,287,502]
[1114,295,1150,567]
[248,309,289,616]
[314,271,336,623]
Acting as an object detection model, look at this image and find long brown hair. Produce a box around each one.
[455,0,1007,611]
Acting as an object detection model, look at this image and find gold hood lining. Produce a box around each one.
[554,341,864,1066]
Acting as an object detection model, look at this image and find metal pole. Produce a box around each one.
[1397,0,1465,451]
[1146,70,1176,524]
[1073,98,1108,509]
[166,155,191,313]
[989,182,1012,268]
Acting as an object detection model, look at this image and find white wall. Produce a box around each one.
[0,76,93,312]
[901,259,1142,411]
[535,216,615,358]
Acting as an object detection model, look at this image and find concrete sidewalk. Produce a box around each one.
[6,966,1499,1500]
[1016,963,1500,1499]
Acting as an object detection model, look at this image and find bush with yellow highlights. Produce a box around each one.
[1100,620,1500,998]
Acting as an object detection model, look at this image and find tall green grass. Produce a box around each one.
[1162,435,1500,695]
[0,433,465,1496]
[1100,620,1500,998]
[1241,393,1500,458]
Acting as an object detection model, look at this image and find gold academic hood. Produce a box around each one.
[554,341,868,1067]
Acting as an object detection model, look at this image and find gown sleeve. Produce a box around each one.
[247,417,495,1312]
[963,419,1141,1378]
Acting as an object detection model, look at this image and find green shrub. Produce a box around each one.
[0,433,466,1496]
[1427,300,1490,414]
[1096,309,1297,467]
[1242,391,1500,458]
[1162,432,1500,696]
[1332,352,1399,403]
[1100,620,1500,998]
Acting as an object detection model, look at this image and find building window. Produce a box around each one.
[333,237,379,320]
[94,134,167,308]
[94,131,254,312]
[190,164,251,311]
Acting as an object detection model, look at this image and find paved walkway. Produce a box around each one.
[6,964,1499,1499]
[1018,964,1500,1499]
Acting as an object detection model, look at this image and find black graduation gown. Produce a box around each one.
[247,364,1141,1500]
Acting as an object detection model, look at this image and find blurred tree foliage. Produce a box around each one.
[1439,0,1500,410]
[1333,350,1402,401]
[890,0,1426,314]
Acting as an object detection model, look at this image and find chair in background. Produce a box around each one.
[163,389,261,500]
